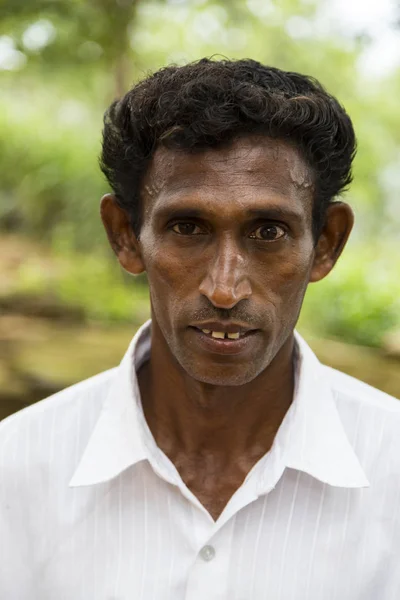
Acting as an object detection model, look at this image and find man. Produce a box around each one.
[0,58,399,599]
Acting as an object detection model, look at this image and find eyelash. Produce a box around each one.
[168,221,287,241]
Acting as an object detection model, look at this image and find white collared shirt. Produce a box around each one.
[1,319,400,600]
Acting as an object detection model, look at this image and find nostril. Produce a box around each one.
[199,271,251,309]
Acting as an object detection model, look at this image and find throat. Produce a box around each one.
[136,333,297,518]
[170,451,265,521]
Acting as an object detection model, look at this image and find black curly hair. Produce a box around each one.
[100,58,356,243]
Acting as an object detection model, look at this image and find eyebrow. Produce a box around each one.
[155,205,304,222]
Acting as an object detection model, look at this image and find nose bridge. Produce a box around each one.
[199,233,252,308]
[214,235,243,285]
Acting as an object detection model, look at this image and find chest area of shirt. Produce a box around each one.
[35,471,396,600]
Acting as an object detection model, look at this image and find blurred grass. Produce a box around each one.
[0,234,150,325]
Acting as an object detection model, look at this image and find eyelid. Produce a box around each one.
[169,220,208,235]
[167,218,288,238]
[249,218,287,229]
[248,223,287,240]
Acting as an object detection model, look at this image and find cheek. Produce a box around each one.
[142,228,313,304]
[258,244,313,305]
[148,252,178,287]
[141,228,207,291]
[141,237,194,305]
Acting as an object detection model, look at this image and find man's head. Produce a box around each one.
[100,58,356,386]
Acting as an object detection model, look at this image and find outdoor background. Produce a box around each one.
[1,0,400,420]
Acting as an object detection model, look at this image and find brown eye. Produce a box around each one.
[171,222,203,235]
[249,224,286,241]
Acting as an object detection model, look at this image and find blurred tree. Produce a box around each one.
[0,0,140,98]
[2,0,396,243]
[1,0,400,345]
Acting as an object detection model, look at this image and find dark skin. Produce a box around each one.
[100,135,354,520]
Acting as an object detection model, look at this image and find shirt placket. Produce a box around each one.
[185,517,235,600]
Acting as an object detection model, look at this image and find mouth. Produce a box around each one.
[188,326,260,355]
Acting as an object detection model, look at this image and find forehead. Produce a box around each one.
[142,136,313,220]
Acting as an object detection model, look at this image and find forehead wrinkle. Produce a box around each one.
[152,177,311,212]
[151,186,307,225]
[149,168,309,196]
[142,137,314,217]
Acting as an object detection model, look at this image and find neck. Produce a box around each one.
[137,321,296,466]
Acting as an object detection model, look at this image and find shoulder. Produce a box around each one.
[322,364,400,413]
[1,366,116,432]
[322,364,400,478]
[0,368,117,479]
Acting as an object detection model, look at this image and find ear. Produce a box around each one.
[309,201,354,283]
[100,194,145,275]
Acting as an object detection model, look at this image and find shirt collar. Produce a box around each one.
[69,320,369,489]
[269,331,370,489]
[69,319,154,487]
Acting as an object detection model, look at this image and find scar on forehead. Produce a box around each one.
[252,139,314,190]
[289,161,313,189]
[278,148,313,190]
[143,183,162,198]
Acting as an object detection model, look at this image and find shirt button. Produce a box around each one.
[200,545,215,562]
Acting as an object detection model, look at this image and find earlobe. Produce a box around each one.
[116,244,146,275]
[309,233,335,283]
[100,193,145,275]
[309,201,354,283]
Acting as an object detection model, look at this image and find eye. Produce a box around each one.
[170,222,205,236]
[249,224,286,242]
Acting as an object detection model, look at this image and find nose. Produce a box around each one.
[199,237,252,309]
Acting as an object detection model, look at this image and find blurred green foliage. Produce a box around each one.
[0,93,105,249]
[14,246,150,323]
[1,0,400,347]
[299,242,400,347]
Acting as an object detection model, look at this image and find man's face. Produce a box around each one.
[136,135,316,386]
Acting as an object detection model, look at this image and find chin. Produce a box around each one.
[181,361,262,387]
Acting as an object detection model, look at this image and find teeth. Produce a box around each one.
[200,329,242,340]
[227,332,240,340]
[211,331,225,339]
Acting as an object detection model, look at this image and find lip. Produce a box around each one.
[190,321,255,334]
[188,326,260,356]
